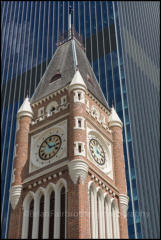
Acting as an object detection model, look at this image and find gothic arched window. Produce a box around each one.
[49,191,55,239]
[97,190,105,238]
[104,196,113,238]
[28,199,34,239]
[89,183,98,238]
[60,187,65,239]
[38,195,44,239]
[111,200,120,238]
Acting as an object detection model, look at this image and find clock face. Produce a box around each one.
[89,139,105,165]
[39,135,62,160]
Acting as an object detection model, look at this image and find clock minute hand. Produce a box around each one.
[45,140,53,148]
[48,143,55,148]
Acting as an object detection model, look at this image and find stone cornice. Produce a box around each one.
[29,113,69,134]
[22,160,69,185]
[87,92,111,115]
[31,86,69,108]
[88,164,119,195]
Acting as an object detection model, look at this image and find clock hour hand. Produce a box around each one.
[45,141,54,148]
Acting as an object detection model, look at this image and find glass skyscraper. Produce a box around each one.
[1,1,160,239]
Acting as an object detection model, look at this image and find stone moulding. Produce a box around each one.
[10,185,22,210]
[119,194,129,218]
[68,159,89,184]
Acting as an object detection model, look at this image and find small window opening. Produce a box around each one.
[50,73,61,83]
[78,144,82,153]
[78,119,82,128]
[51,107,56,112]
[78,93,81,100]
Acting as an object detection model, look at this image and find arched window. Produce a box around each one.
[49,191,55,239]
[46,101,58,115]
[104,196,112,238]
[50,73,61,83]
[89,183,98,238]
[111,200,120,238]
[97,190,105,238]
[28,199,34,239]
[21,192,35,239]
[60,187,65,239]
[38,195,44,239]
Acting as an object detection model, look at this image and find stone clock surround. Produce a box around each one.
[29,119,67,173]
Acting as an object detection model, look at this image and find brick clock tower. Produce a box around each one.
[8,22,129,239]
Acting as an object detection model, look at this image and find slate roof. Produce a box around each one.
[31,38,110,110]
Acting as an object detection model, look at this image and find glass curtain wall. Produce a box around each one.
[1,1,140,238]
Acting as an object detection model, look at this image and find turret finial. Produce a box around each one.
[68,6,72,40]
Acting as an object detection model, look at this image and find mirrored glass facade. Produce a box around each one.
[1,1,160,239]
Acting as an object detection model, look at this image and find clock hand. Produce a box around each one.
[45,141,53,149]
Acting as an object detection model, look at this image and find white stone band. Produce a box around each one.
[10,185,22,210]
[109,121,123,129]
[68,159,88,184]
[17,111,33,119]
[119,194,129,218]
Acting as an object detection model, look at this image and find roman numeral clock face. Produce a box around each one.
[89,139,105,165]
[39,135,62,160]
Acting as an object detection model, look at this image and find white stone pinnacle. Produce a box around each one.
[17,97,33,119]
[69,70,87,91]
[108,107,123,128]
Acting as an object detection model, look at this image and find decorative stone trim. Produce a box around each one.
[17,97,33,119]
[108,107,123,129]
[74,141,86,157]
[11,168,16,184]
[74,116,85,130]
[73,90,85,103]
[31,86,68,108]
[10,185,22,210]
[61,95,67,105]
[31,103,69,126]
[119,194,129,218]
[86,106,112,134]
[89,174,119,198]
[38,106,45,117]
[68,159,88,184]
[87,92,110,115]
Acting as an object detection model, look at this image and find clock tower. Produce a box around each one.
[8,25,129,239]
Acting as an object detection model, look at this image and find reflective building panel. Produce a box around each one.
[1,1,160,239]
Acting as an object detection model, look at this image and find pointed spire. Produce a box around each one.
[108,107,123,128]
[69,70,87,92]
[17,97,33,119]
[68,6,72,40]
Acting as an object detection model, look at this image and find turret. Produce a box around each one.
[68,69,88,184]
[10,97,33,210]
[109,107,129,238]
